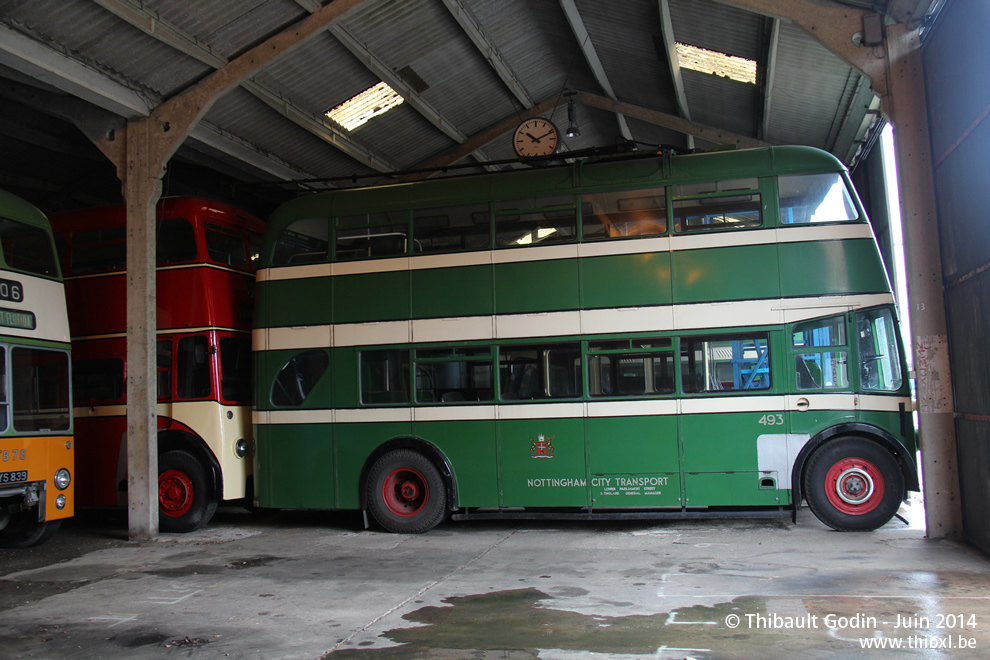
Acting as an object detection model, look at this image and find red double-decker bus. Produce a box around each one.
[50,197,264,532]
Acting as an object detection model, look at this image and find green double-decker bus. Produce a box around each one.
[253,146,917,533]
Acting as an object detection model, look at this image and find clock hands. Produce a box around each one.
[513,119,558,158]
[525,130,556,144]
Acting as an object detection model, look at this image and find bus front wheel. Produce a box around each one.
[158,450,218,533]
[803,437,903,531]
[366,450,447,533]
[0,514,61,548]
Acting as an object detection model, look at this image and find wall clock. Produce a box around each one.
[512,117,560,158]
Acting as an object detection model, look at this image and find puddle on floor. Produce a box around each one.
[328,588,774,658]
[328,584,990,658]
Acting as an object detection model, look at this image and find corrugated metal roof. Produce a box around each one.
[0,0,897,212]
[767,21,864,151]
[577,0,680,116]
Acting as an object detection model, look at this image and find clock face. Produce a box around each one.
[512,118,560,158]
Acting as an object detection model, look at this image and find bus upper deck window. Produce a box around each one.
[70,226,126,273]
[494,195,576,248]
[272,218,329,266]
[206,223,249,269]
[413,203,489,254]
[778,173,858,224]
[156,217,197,265]
[0,218,60,277]
[582,190,666,240]
[336,211,408,261]
[672,180,762,233]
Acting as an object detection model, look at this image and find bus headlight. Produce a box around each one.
[234,438,249,458]
[56,494,66,509]
[54,468,71,490]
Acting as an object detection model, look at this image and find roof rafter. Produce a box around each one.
[761,18,781,141]
[92,0,396,174]
[657,0,693,148]
[0,21,315,182]
[577,91,770,149]
[441,0,534,109]
[719,0,888,107]
[559,0,632,141]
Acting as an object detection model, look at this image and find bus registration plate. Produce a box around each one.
[0,470,28,484]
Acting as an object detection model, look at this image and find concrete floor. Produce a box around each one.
[1,500,988,659]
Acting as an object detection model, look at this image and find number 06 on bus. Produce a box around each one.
[252,146,917,533]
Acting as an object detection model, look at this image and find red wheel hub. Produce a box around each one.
[159,469,194,517]
[824,457,885,515]
[382,467,428,517]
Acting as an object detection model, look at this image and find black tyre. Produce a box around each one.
[366,449,447,533]
[803,437,904,531]
[158,450,218,533]
[0,514,61,549]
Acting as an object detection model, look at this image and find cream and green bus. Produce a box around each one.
[252,146,916,533]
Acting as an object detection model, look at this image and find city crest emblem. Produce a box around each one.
[530,434,554,459]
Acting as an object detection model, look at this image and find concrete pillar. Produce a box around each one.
[81,0,364,540]
[885,24,962,540]
[123,118,163,541]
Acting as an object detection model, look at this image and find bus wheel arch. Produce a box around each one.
[156,430,222,533]
[0,513,61,549]
[361,439,455,533]
[791,422,918,510]
[799,433,906,531]
[359,438,458,512]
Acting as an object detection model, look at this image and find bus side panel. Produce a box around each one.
[493,259,579,315]
[159,267,254,330]
[67,268,254,337]
[335,421,413,509]
[778,239,890,297]
[497,416,587,507]
[672,244,780,304]
[787,408,912,453]
[411,265,493,319]
[334,272,409,324]
[857,410,915,453]
[579,253,672,309]
[254,422,333,509]
[411,420,498,507]
[679,407,783,507]
[65,277,124,337]
[256,278,331,329]
[73,415,125,506]
[587,414,681,507]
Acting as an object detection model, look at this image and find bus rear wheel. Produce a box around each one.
[158,450,218,533]
[803,437,903,531]
[0,514,61,548]
[366,450,447,533]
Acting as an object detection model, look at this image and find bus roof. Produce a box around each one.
[49,196,264,233]
[0,189,51,231]
[267,145,847,230]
